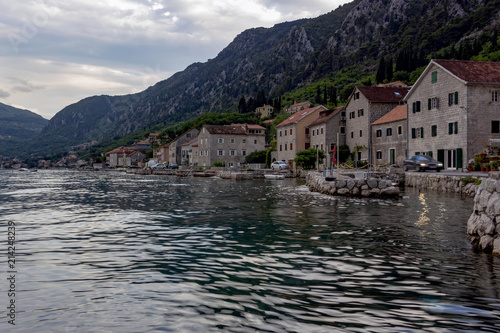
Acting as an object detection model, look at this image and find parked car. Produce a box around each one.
[152,163,167,169]
[403,155,444,172]
[170,163,179,169]
[271,161,290,171]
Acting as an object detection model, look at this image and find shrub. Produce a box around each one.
[212,161,225,167]
[461,175,482,186]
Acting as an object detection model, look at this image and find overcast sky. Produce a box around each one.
[0,0,351,119]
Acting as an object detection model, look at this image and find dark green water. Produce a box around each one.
[0,170,499,332]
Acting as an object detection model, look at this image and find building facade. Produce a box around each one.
[404,59,500,170]
[284,101,312,114]
[196,124,266,167]
[276,105,328,167]
[308,106,346,170]
[168,128,199,166]
[345,86,409,163]
[256,105,274,118]
[371,105,407,165]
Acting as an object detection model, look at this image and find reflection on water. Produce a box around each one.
[1,170,500,332]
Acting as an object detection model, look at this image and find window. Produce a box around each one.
[493,91,499,102]
[412,127,424,139]
[376,129,382,137]
[431,71,437,83]
[386,128,392,136]
[351,131,354,139]
[492,121,500,133]
[354,92,360,100]
[448,122,458,135]
[242,139,246,143]
[280,145,282,151]
[360,130,363,137]
[230,150,236,156]
[432,125,437,137]
[312,130,315,137]
[340,126,346,134]
[448,92,459,106]
[217,150,224,156]
[290,129,292,135]
[350,111,356,119]
[228,162,234,168]
[398,126,402,135]
[242,150,247,156]
[321,128,324,135]
[321,144,323,151]
[218,138,224,144]
[284,144,287,151]
[187,133,191,138]
[231,139,235,144]
[358,109,364,117]
[428,97,440,109]
[285,129,287,136]
[376,151,382,160]
[412,101,421,113]
[279,130,282,137]
[331,143,336,151]
[290,143,293,150]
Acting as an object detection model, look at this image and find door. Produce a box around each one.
[446,149,457,169]
[389,149,395,165]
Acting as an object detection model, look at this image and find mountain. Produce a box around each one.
[13,0,500,157]
[0,102,48,141]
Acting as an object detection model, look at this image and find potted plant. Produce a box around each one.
[485,163,491,172]
[491,161,499,171]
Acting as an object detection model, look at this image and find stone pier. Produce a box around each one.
[306,173,400,199]
[405,172,480,197]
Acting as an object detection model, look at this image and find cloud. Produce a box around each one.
[8,77,46,93]
[0,89,10,98]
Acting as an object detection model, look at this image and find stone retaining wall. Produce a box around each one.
[468,178,500,256]
[405,173,479,197]
[306,173,400,199]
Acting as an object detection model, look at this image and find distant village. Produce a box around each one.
[2,59,500,171]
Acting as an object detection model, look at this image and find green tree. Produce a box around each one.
[376,56,386,83]
[294,148,325,170]
[245,150,267,164]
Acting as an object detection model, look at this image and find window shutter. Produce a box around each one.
[454,122,458,134]
[454,92,459,105]
[428,151,433,157]
[420,127,424,138]
[428,98,432,110]
[437,149,445,163]
[412,102,416,113]
[449,123,453,135]
[412,128,416,139]
[457,148,463,169]
[416,101,421,112]
[448,93,453,106]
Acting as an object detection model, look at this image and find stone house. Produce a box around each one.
[284,101,312,114]
[308,106,346,170]
[256,104,274,119]
[180,137,198,166]
[153,143,170,163]
[168,128,199,166]
[371,104,407,166]
[276,105,328,167]
[106,147,146,167]
[404,59,500,170]
[345,86,409,163]
[196,124,266,167]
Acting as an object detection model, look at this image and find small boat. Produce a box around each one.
[264,174,285,180]
[18,168,29,171]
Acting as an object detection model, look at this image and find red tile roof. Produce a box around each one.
[372,105,407,125]
[277,106,326,127]
[204,123,264,135]
[309,106,345,127]
[106,147,137,155]
[433,59,500,83]
[357,86,409,103]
